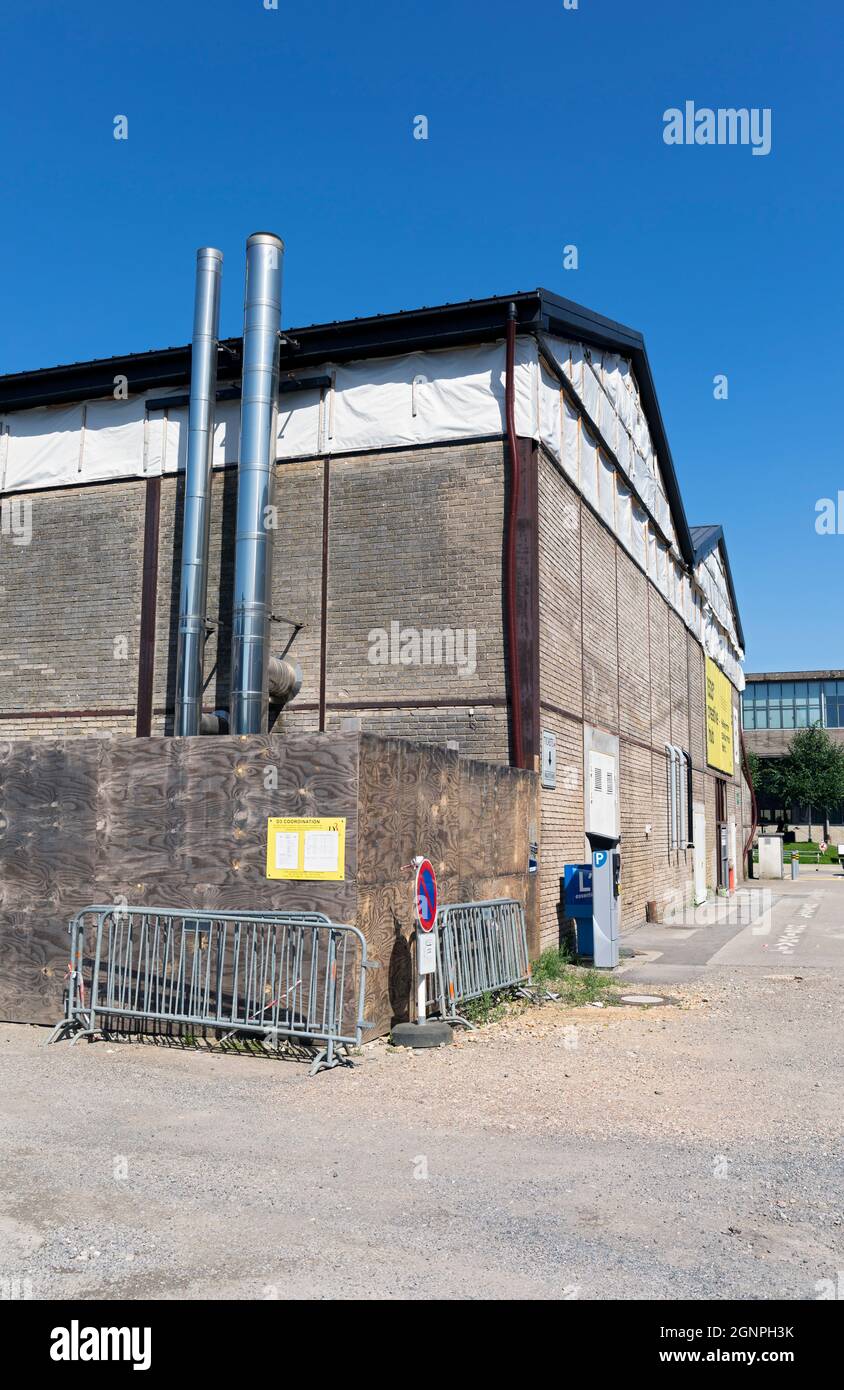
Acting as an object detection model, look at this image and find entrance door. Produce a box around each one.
[693,802,707,904]
[715,779,729,891]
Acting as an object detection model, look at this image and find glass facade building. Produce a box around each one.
[742,679,844,731]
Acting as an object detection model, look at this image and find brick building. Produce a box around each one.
[0,287,751,944]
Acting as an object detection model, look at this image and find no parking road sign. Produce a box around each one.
[414,857,438,932]
[414,856,438,988]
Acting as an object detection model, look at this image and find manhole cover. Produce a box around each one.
[619,993,667,1007]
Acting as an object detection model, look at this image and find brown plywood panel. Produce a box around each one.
[95,736,186,890]
[413,741,461,878]
[0,729,537,1031]
[456,756,496,887]
[357,736,405,885]
[356,883,414,1033]
[0,912,67,1024]
[0,739,99,907]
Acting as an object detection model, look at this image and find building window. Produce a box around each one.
[666,745,693,850]
[823,681,844,728]
[742,678,836,731]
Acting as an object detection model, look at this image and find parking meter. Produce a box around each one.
[591,844,620,968]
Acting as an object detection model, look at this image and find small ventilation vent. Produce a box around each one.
[595,767,603,792]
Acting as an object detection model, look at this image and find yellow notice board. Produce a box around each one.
[705,658,734,775]
[266,817,346,880]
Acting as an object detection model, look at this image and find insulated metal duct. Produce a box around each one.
[174,247,223,736]
[230,232,284,735]
[268,656,302,705]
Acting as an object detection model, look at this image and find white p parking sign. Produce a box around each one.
[417,932,437,975]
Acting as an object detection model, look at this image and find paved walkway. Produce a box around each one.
[620,876,844,986]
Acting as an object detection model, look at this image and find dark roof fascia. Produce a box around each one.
[0,284,712,593]
[744,670,844,683]
[0,292,546,412]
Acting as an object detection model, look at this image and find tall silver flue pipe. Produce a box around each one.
[174,247,223,737]
[230,232,284,735]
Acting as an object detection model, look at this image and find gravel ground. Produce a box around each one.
[0,967,842,1300]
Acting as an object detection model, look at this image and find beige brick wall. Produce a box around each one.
[0,480,145,738]
[617,550,651,745]
[537,446,744,947]
[649,585,672,748]
[1,437,748,949]
[534,708,585,944]
[537,459,582,719]
[2,441,510,757]
[581,507,619,733]
[744,724,844,758]
[669,610,691,751]
[325,445,505,687]
[0,716,136,739]
[324,704,510,758]
[619,740,659,926]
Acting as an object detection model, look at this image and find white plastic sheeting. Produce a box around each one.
[1,403,85,491]
[1,398,159,491]
[537,335,677,549]
[0,334,743,686]
[533,338,744,690]
[697,545,741,655]
[82,395,148,482]
[0,340,534,492]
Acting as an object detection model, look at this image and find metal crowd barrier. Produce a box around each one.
[48,905,375,1075]
[431,898,532,1024]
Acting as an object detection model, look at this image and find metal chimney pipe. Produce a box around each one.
[174,247,223,737]
[230,232,284,735]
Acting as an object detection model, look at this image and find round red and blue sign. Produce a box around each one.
[414,858,438,932]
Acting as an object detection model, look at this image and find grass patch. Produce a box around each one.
[530,947,618,1005]
[447,947,619,1029]
[461,990,512,1026]
[531,945,573,986]
[753,840,841,865]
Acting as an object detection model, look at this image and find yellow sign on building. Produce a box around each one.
[266,817,346,880]
[705,657,734,775]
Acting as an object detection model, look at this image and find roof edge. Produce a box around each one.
[690,523,745,652]
[0,285,725,612]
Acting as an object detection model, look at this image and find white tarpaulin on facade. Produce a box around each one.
[0,334,743,686]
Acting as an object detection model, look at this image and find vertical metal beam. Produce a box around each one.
[503,304,524,768]
[230,232,284,735]
[175,247,223,736]
[513,436,540,767]
[318,456,330,732]
[136,476,162,737]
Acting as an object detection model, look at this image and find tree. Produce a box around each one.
[746,749,789,828]
[779,725,844,841]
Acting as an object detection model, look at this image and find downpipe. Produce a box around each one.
[504,302,525,769]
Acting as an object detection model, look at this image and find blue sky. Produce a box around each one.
[1,0,841,671]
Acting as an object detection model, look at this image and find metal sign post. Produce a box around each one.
[413,856,438,1022]
[390,856,452,1048]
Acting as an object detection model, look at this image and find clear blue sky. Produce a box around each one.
[1,0,841,672]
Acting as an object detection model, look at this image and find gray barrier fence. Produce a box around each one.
[430,898,532,1024]
[49,905,375,1074]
